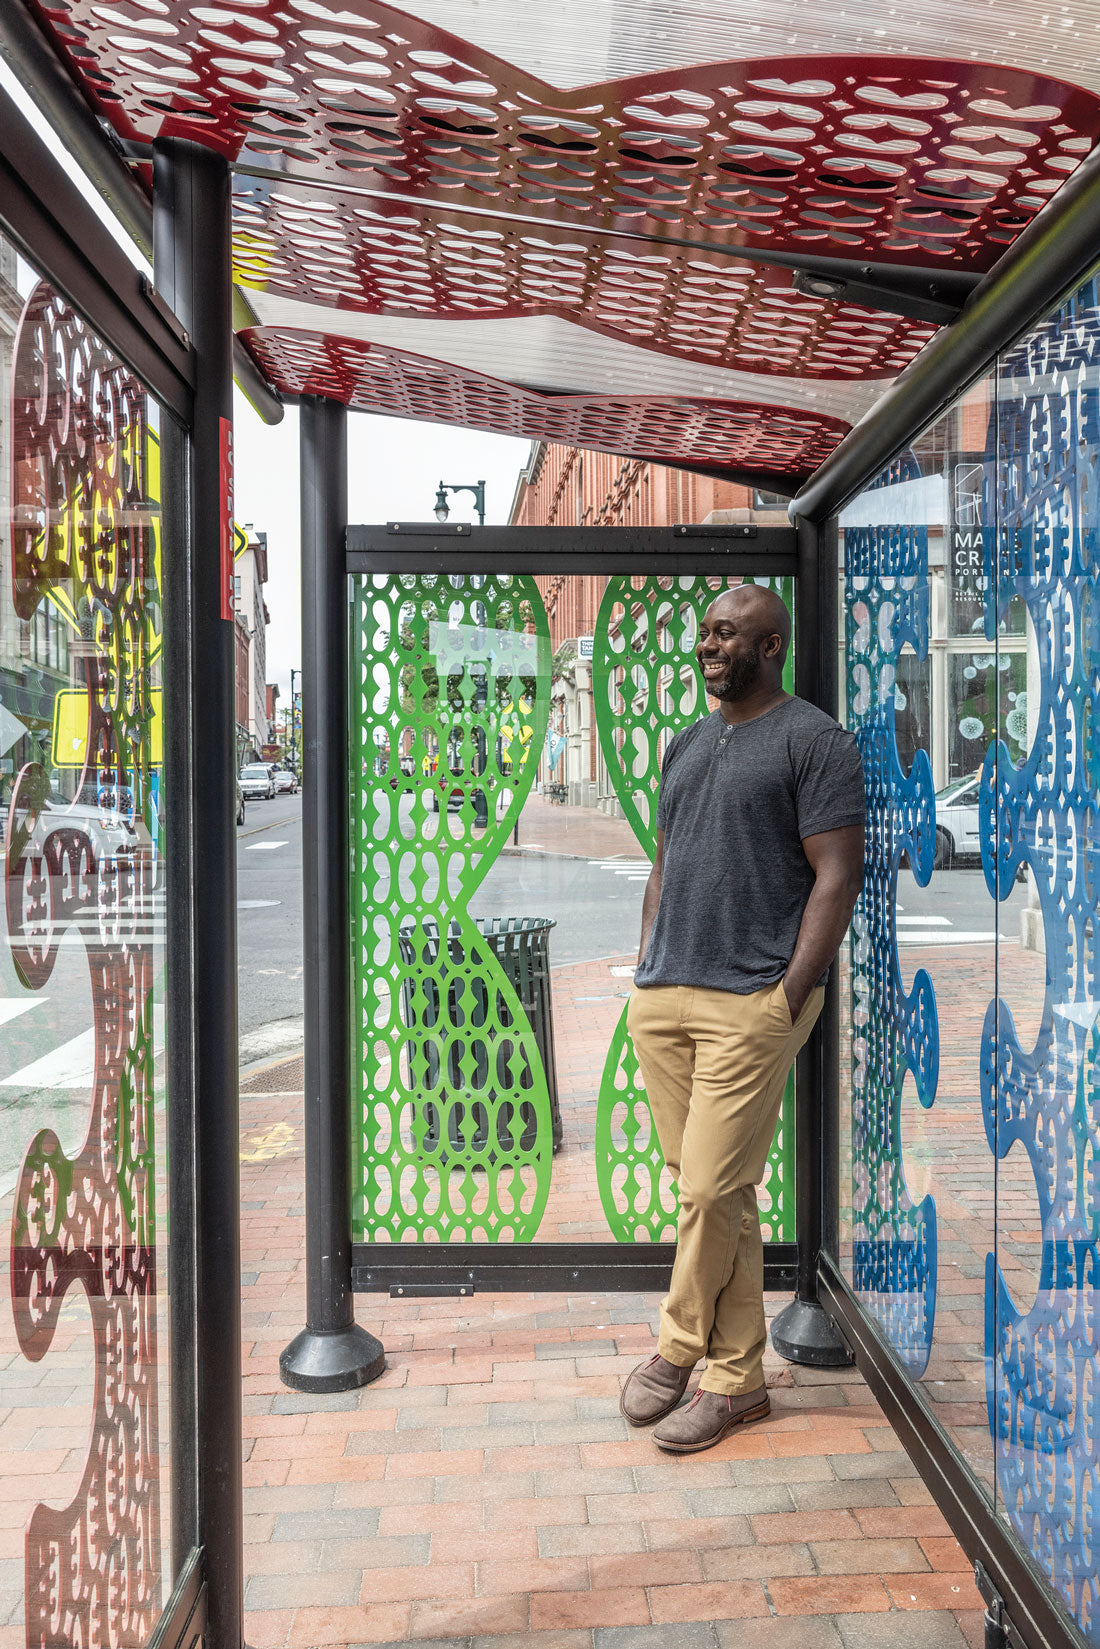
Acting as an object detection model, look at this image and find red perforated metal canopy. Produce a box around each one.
[18,0,1100,487]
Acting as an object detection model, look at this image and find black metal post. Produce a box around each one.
[153,139,244,1647]
[772,514,851,1366]
[280,396,385,1392]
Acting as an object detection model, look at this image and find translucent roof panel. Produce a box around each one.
[243,327,849,485]
[394,1,1100,95]
[24,1,1100,269]
[240,297,884,423]
[20,0,1100,488]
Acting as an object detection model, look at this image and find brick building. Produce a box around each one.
[509,443,783,808]
[511,394,1013,799]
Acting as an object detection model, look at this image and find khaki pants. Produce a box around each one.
[626,980,823,1395]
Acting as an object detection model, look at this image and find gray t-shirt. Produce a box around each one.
[633,697,864,995]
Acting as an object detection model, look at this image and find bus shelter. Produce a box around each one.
[0,4,1099,1648]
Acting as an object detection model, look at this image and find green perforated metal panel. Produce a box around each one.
[350,573,553,1243]
[591,575,797,1244]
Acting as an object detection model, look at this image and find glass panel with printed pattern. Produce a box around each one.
[0,228,176,1647]
[348,571,798,1249]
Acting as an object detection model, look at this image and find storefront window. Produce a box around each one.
[947,649,1028,781]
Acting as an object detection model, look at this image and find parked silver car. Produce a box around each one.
[239,761,275,800]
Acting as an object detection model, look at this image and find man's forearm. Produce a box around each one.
[638,867,662,964]
[782,872,861,1018]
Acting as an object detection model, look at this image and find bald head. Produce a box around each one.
[707,586,790,663]
[697,584,791,707]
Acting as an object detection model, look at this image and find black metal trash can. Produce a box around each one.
[398,916,562,1155]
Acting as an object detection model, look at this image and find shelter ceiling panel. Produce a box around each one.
[232,183,936,380]
[22,0,1100,271]
[240,296,884,424]
[391,1,1100,97]
[243,326,848,483]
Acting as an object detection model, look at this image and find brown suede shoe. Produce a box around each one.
[652,1385,770,1452]
[619,1353,695,1426]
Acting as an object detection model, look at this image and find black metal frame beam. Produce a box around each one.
[353,1243,798,1296]
[791,138,1100,523]
[0,77,194,421]
[347,523,798,577]
[154,137,243,1649]
[819,1255,1090,1649]
[148,1550,206,1649]
[770,516,850,1368]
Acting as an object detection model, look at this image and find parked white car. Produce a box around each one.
[934,772,982,867]
[28,785,150,866]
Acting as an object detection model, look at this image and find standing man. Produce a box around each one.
[621,583,864,1453]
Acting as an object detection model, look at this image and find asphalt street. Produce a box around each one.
[235,792,305,1055]
[0,798,1039,1147]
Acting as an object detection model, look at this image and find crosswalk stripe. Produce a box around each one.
[0,996,47,1026]
[1,1028,96,1088]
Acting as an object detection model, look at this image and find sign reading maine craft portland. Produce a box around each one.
[948,456,985,638]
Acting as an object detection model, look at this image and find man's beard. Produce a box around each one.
[706,640,763,701]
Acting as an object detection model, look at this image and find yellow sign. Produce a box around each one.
[52,688,163,768]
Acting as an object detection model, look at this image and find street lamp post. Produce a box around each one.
[433,480,486,526]
[290,666,299,773]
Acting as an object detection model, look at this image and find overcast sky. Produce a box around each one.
[233,394,532,702]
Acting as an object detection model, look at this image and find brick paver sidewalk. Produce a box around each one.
[238,943,991,1649]
[504,795,644,862]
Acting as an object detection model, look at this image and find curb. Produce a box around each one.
[499,845,647,864]
[239,1044,305,1082]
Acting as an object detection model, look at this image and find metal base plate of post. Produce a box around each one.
[771,1297,854,1367]
[279,1324,386,1393]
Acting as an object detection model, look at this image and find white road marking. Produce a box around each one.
[1,1028,96,1088]
[0,1006,165,1090]
[1055,1000,1100,1029]
[896,931,1009,945]
[895,916,952,927]
[0,997,47,1026]
[238,900,281,909]
[246,841,288,851]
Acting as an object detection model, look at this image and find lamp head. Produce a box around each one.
[434,483,449,523]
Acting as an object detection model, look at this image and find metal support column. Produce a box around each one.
[280,396,385,1392]
[153,138,243,1647]
[772,515,852,1366]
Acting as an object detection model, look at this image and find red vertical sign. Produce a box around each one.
[219,416,234,621]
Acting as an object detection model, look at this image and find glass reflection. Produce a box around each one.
[0,232,172,1646]
[839,276,1100,1643]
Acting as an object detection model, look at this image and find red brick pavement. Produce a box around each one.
[232,929,1027,1649]
[238,1081,986,1647]
[504,795,643,863]
[0,903,1045,1647]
